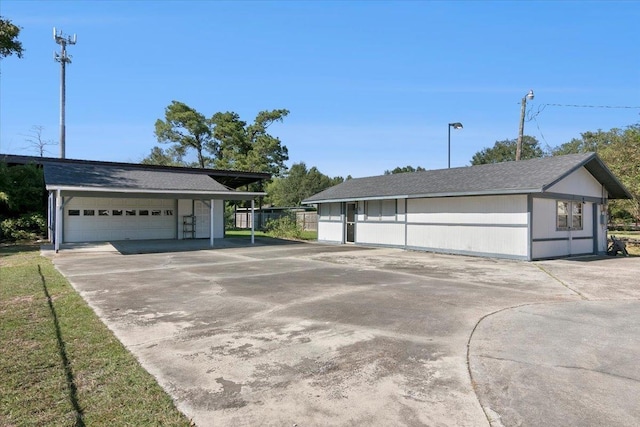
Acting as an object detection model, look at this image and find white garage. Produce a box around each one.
[34,157,268,251]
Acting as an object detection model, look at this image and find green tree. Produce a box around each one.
[213,109,290,176]
[0,163,45,216]
[471,136,545,165]
[0,162,47,241]
[551,129,624,156]
[266,162,343,206]
[0,17,24,59]
[141,146,186,167]
[384,165,426,175]
[149,102,289,175]
[552,124,640,224]
[154,101,216,168]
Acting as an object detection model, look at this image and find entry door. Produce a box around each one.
[346,203,356,243]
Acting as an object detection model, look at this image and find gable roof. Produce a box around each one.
[1,154,268,200]
[303,153,632,203]
[1,154,270,189]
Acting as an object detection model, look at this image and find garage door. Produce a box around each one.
[63,197,177,242]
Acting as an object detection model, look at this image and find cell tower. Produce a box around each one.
[53,28,76,159]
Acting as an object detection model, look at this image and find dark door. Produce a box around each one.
[346,203,356,243]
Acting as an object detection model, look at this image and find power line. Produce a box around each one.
[543,103,640,109]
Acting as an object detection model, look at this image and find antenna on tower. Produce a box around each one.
[53,27,77,159]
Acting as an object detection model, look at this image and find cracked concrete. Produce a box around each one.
[45,239,640,426]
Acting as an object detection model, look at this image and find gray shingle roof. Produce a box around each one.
[1,154,269,189]
[303,153,632,203]
[44,162,232,192]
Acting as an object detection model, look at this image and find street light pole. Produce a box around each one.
[448,122,463,168]
[516,89,534,161]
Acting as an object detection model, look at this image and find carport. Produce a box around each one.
[29,157,269,251]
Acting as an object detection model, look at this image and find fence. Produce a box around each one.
[233,210,318,231]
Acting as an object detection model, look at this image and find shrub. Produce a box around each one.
[0,212,47,241]
[264,215,303,240]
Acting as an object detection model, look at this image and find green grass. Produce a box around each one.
[225,228,317,241]
[0,244,192,427]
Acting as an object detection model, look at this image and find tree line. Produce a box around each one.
[145,99,639,222]
[469,126,640,223]
[3,15,637,222]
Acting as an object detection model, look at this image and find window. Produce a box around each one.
[68,209,80,216]
[165,210,173,216]
[366,199,396,221]
[112,209,123,216]
[572,202,583,229]
[98,210,109,216]
[126,209,136,216]
[151,210,161,216]
[83,210,95,216]
[557,201,583,230]
[366,200,381,219]
[139,210,149,216]
[381,199,397,220]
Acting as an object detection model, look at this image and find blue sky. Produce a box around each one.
[1,1,639,178]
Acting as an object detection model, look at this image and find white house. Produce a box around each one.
[303,153,632,260]
[2,155,268,251]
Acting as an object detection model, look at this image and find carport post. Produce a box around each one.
[55,190,62,252]
[210,199,215,248]
[251,199,255,244]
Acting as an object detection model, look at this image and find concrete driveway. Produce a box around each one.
[47,239,640,426]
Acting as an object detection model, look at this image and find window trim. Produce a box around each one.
[556,200,583,231]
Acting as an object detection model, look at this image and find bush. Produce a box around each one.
[264,215,303,240]
[0,212,47,241]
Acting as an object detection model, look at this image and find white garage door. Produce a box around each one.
[63,197,177,242]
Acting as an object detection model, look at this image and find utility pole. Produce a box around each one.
[53,28,76,159]
[516,90,534,161]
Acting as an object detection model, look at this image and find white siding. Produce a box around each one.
[547,167,603,198]
[531,197,596,259]
[406,195,529,258]
[194,200,225,239]
[318,202,344,243]
[64,197,176,242]
[407,223,529,258]
[317,220,343,243]
[357,222,405,246]
[177,199,225,239]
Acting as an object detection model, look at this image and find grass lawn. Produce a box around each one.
[225,228,318,241]
[0,244,192,426]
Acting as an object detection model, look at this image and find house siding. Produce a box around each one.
[317,195,530,259]
[308,156,628,261]
[406,195,528,259]
[547,167,604,198]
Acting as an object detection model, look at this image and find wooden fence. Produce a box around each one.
[233,210,318,231]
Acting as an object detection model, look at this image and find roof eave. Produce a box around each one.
[46,185,266,200]
[303,187,542,204]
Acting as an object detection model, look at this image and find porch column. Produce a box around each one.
[55,190,62,253]
[210,199,215,248]
[47,192,54,242]
[251,199,255,244]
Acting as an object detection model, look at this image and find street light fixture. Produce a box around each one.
[516,89,534,161]
[448,122,463,168]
